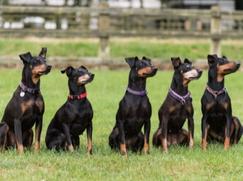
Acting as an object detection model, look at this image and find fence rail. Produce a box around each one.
[1,4,243,59]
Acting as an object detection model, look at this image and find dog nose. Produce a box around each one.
[236,62,241,69]
[90,74,95,79]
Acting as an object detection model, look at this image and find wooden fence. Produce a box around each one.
[1,3,243,60]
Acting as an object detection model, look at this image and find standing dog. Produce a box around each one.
[153,57,202,152]
[201,55,242,150]
[45,66,94,154]
[108,57,157,156]
[0,48,52,154]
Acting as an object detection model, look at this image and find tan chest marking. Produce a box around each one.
[21,100,34,113]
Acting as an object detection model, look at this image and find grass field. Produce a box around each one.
[1,38,243,60]
[0,68,242,181]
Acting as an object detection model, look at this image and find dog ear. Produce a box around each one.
[61,66,74,76]
[222,55,227,59]
[39,47,47,58]
[207,54,217,65]
[19,52,33,64]
[79,65,87,70]
[142,56,151,62]
[184,58,192,64]
[171,57,181,69]
[125,57,139,68]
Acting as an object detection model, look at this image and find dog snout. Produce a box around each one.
[46,65,52,74]
[236,62,241,69]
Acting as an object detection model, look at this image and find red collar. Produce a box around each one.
[68,92,87,100]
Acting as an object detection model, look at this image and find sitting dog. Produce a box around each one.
[108,56,157,156]
[45,66,94,154]
[201,55,242,150]
[0,48,52,154]
[153,57,202,152]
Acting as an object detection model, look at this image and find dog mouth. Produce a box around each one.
[77,74,94,85]
[183,69,202,80]
[218,62,240,75]
[34,65,52,77]
[138,67,157,77]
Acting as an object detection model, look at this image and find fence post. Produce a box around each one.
[210,5,221,56]
[98,2,110,61]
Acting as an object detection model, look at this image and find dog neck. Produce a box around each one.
[21,66,40,90]
[170,71,188,95]
[68,81,86,96]
[127,71,146,91]
[207,69,225,91]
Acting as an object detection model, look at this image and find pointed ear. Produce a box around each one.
[39,47,47,58]
[142,56,151,62]
[61,66,74,76]
[79,65,87,70]
[207,54,217,65]
[171,57,181,69]
[222,55,227,59]
[184,58,192,64]
[19,52,33,64]
[125,57,139,68]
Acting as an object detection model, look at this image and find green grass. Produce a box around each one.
[0,68,243,180]
[1,38,243,60]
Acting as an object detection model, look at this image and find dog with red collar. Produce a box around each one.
[45,66,94,154]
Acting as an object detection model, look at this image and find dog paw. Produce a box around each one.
[34,144,40,152]
[17,146,24,155]
[87,149,93,155]
[68,145,74,152]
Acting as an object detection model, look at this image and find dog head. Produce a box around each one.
[61,65,94,86]
[125,56,157,79]
[19,48,52,84]
[171,57,202,86]
[207,54,240,82]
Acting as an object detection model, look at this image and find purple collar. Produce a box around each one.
[19,82,40,94]
[169,88,191,105]
[126,87,147,96]
[206,85,226,98]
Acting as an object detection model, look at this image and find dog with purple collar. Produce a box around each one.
[0,48,52,154]
[201,55,242,150]
[153,57,202,152]
[108,56,157,156]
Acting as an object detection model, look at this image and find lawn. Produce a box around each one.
[1,38,243,61]
[0,68,242,181]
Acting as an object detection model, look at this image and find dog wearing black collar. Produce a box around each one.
[108,57,157,156]
[0,48,52,154]
[201,55,242,150]
[153,57,202,152]
[45,66,94,154]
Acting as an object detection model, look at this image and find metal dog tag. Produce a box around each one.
[20,91,25,97]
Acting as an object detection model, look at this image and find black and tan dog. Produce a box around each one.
[0,48,51,154]
[153,57,202,152]
[45,66,94,154]
[201,55,242,150]
[108,56,157,156]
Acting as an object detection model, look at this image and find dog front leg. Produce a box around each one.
[201,114,209,150]
[62,123,74,152]
[224,114,232,150]
[187,116,194,149]
[117,120,127,156]
[86,122,93,155]
[143,120,150,154]
[14,119,24,154]
[160,116,168,153]
[34,116,42,152]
